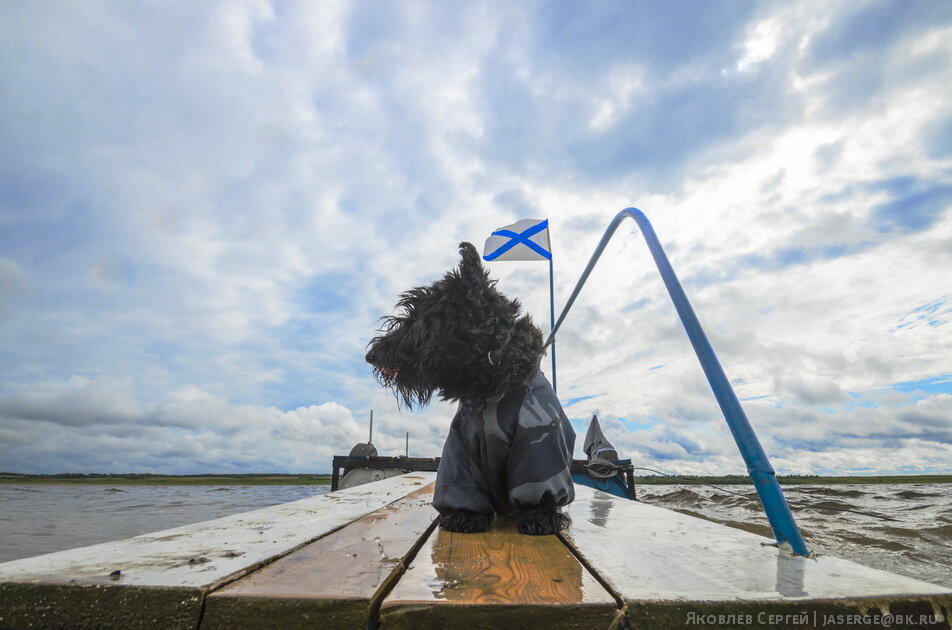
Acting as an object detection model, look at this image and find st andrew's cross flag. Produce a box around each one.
[482,219,551,261]
[482,217,558,391]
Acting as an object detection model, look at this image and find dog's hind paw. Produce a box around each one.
[439,510,492,533]
[517,509,571,535]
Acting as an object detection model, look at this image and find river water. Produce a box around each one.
[638,483,952,589]
[0,484,329,565]
[0,483,949,589]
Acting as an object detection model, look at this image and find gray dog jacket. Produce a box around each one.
[433,369,576,516]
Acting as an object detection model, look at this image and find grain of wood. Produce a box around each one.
[380,514,617,629]
[562,484,952,629]
[201,485,438,630]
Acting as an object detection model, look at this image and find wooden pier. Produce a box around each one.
[1,472,949,629]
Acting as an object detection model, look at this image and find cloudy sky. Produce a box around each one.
[1,0,950,476]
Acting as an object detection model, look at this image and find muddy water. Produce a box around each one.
[0,484,328,564]
[637,483,952,588]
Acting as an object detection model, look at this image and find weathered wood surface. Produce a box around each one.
[562,484,952,629]
[202,484,438,630]
[380,514,618,630]
[0,472,435,630]
[5,474,950,630]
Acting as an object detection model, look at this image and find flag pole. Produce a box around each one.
[549,252,557,393]
[482,217,556,390]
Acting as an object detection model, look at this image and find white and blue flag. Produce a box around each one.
[482,218,551,261]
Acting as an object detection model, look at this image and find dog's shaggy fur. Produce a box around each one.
[366,242,574,535]
[366,243,544,410]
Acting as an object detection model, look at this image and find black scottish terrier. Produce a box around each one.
[366,242,575,535]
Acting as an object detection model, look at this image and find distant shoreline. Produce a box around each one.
[1,472,949,485]
[0,473,333,485]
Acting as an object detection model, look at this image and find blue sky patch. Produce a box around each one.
[564,394,601,408]
[871,184,952,233]
[889,375,952,397]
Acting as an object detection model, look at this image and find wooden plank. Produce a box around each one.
[562,484,952,629]
[0,472,435,630]
[202,484,438,630]
[379,515,618,630]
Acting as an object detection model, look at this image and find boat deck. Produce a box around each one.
[1,473,949,629]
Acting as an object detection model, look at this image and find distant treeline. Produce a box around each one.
[0,472,333,485]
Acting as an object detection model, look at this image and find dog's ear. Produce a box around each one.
[457,242,488,284]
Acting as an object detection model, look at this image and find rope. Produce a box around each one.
[585,459,626,479]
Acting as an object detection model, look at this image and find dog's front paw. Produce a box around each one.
[439,510,492,533]
[517,508,571,535]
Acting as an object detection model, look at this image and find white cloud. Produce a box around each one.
[734,17,782,74]
[0,0,950,475]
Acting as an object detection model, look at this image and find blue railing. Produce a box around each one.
[547,207,810,556]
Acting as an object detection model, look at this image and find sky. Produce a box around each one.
[1,0,950,476]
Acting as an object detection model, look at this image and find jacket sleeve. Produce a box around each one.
[506,374,576,509]
[432,404,497,516]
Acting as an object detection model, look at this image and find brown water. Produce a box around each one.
[0,484,329,564]
[0,483,949,590]
[637,483,952,589]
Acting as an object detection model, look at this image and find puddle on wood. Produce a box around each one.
[393,516,612,605]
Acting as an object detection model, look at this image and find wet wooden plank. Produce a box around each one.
[379,515,618,630]
[0,473,435,630]
[202,484,438,630]
[562,484,952,629]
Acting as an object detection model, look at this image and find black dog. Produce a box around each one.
[366,242,575,535]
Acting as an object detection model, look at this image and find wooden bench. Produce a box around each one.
[202,485,438,629]
[379,514,619,629]
[562,484,952,629]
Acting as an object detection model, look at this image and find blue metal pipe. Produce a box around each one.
[546,207,810,556]
[549,256,558,393]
